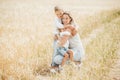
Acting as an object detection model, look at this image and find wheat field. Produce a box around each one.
[0,0,120,80]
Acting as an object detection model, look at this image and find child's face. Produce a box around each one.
[62,14,71,25]
[55,10,63,19]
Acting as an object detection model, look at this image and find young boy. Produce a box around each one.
[50,6,65,73]
[53,6,64,40]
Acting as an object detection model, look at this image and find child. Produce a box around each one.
[50,6,65,73]
[53,6,64,39]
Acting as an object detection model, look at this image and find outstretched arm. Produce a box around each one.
[64,26,78,36]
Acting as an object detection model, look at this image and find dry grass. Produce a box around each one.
[0,0,120,80]
[79,9,120,39]
[48,10,120,80]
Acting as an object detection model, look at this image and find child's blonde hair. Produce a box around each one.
[54,6,63,12]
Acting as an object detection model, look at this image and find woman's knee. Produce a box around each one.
[73,51,81,61]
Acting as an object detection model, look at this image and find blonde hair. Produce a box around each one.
[54,6,63,12]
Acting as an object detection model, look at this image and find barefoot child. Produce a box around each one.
[50,6,64,73]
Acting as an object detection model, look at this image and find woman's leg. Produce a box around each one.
[72,49,84,68]
[71,49,80,62]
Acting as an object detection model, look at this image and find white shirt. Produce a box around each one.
[54,17,64,35]
[56,31,70,48]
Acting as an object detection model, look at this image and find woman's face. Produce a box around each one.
[62,14,71,25]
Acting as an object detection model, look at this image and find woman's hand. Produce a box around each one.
[54,35,59,40]
[71,28,77,36]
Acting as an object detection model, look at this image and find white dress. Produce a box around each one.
[69,33,85,61]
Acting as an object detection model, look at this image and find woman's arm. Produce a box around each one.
[64,26,77,36]
[71,28,77,36]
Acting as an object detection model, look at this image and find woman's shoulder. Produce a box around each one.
[71,22,79,29]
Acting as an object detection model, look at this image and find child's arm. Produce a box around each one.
[64,26,77,36]
[55,18,64,29]
[53,18,64,40]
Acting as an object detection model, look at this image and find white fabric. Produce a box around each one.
[56,40,69,48]
[60,31,71,36]
[54,17,64,35]
[63,40,69,48]
[69,33,85,60]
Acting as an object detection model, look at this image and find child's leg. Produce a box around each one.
[67,50,73,61]
[61,53,69,66]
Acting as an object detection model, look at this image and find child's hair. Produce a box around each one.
[62,12,73,24]
[54,6,63,12]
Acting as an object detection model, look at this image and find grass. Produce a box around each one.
[0,1,120,79]
[48,9,120,80]
[78,9,120,39]
[83,21,120,80]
